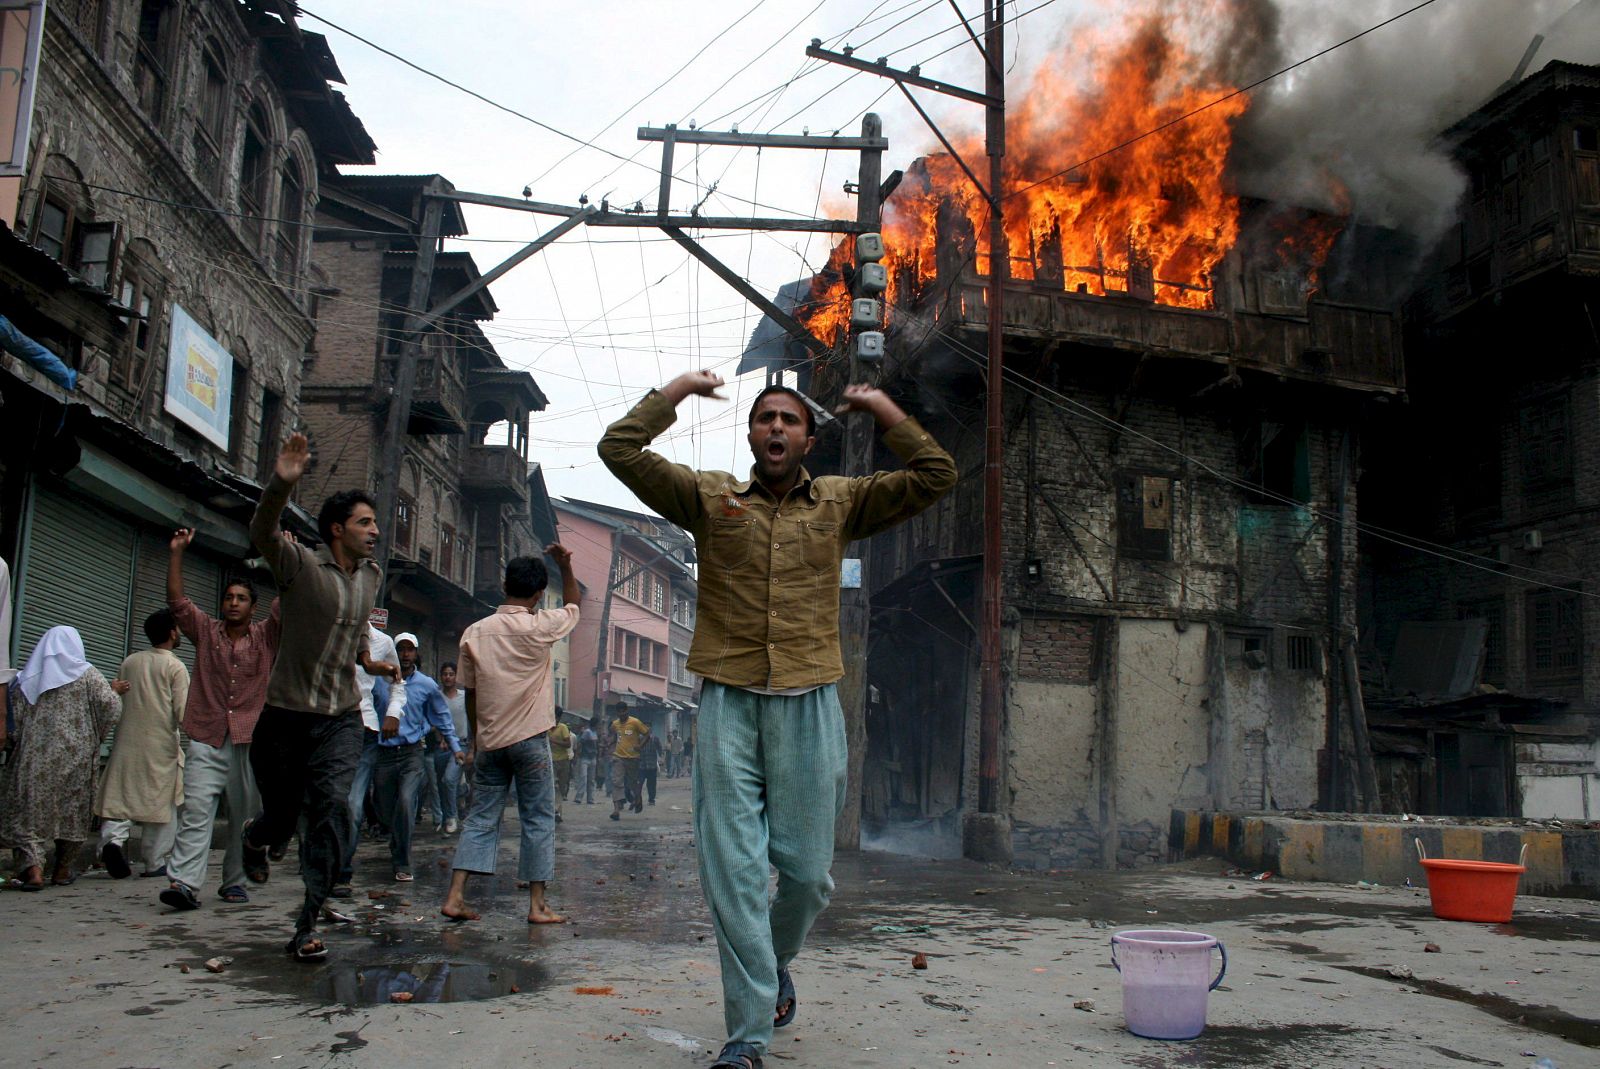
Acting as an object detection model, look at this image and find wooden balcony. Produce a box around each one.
[463,443,526,503]
[934,276,1403,394]
[381,354,466,434]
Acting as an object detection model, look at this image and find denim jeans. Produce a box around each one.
[451,733,556,882]
[693,682,847,1058]
[575,756,595,803]
[433,747,461,822]
[338,731,380,883]
[373,742,425,874]
[249,707,363,933]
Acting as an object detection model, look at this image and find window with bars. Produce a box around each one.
[394,494,415,553]
[1457,597,1507,687]
[1525,588,1583,686]
[238,104,270,248]
[650,574,666,615]
[1519,392,1573,515]
[440,523,455,578]
[1283,633,1318,672]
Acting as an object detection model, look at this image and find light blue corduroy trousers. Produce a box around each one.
[692,680,848,1056]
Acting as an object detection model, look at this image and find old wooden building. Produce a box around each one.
[751,175,1407,867]
[1361,59,1600,821]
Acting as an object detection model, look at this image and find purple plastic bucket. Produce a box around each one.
[1111,929,1227,1040]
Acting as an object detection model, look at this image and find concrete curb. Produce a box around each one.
[1168,809,1599,899]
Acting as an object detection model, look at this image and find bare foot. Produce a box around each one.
[527,907,566,924]
[440,902,480,922]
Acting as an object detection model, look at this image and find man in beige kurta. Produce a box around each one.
[97,608,190,878]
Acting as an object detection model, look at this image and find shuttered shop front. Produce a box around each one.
[15,484,137,677]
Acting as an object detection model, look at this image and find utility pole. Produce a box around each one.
[808,0,1009,844]
[836,114,885,849]
[977,0,1007,817]
[591,528,623,723]
[371,177,447,598]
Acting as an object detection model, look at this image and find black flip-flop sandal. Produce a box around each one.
[241,819,270,884]
[286,930,327,962]
[709,1042,762,1069]
[101,842,132,880]
[774,966,797,1028]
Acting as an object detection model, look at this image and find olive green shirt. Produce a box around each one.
[599,390,958,690]
[249,475,380,716]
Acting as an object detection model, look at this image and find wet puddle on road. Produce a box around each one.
[317,960,548,1005]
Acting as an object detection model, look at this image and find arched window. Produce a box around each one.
[275,156,304,286]
[192,42,230,197]
[133,0,176,121]
[113,239,169,398]
[238,102,271,248]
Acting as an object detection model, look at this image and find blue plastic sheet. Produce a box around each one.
[0,314,76,391]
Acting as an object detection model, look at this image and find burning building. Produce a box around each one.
[743,4,1412,867]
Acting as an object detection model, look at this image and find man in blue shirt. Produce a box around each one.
[374,633,462,881]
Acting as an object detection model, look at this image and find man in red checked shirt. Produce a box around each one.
[158,528,280,912]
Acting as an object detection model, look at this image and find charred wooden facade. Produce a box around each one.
[761,187,1406,868]
[1362,61,1600,821]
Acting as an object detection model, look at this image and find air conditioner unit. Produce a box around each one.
[1523,529,1544,552]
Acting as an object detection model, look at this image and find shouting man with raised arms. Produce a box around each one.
[599,370,957,1069]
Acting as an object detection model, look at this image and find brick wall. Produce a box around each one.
[1016,614,1097,682]
[26,7,322,483]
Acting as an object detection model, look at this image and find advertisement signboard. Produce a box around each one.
[163,303,234,449]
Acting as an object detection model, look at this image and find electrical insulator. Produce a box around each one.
[855,232,885,263]
[850,298,882,330]
[856,331,885,361]
[855,262,888,295]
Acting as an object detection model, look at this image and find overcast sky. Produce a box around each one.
[302,0,1041,513]
[300,0,1583,515]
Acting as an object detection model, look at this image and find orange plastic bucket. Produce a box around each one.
[1415,839,1526,923]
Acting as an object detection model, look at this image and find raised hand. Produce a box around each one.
[662,369,728,405]
[274,433,311,485]
[545,542,573,570]
[834,384,909,428]
[169,527,195,554]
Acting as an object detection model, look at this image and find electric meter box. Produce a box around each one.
[855,232,885,262]
[855,331,885,360]
[855,262,888,294]
[850,298,882,330]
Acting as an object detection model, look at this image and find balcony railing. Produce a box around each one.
[936,275,1403,393]
[381,354,466,433]
[463,443,526,502]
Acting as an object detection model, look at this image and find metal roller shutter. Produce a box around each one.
[133,529,221,675]
[15,485,137,678]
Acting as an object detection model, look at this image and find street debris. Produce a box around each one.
[1424,943,1441,953]
[1357,881,1382,890]
[389,992,413,1003]
[911,953,928,970]
[575,985,616,995]
[204,956,232,974]
[1252,871,1273,881]
[1073,998,1095,1012]
[1386,965,1413,979]
[871,924,931,934]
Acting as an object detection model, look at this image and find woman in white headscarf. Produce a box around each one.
[0,626,122,889]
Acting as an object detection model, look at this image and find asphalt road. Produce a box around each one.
[4,773,1597,1068]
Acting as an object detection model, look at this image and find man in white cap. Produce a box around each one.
[332,611,404,898]
[374,632,462,882]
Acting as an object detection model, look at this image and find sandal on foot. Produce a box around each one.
[218,885,249,903]
[51,869,77,887]
[240,819,270,884]
[774,965,797,1028]
[101,842,132,880]
[329,883,354,899]
[393,871,414,882]
[267,841,287,862]
[160,882,200,911]
[710,1041,763,1069]
[285,930,327,962]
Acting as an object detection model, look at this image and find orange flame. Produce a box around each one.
[800,3,1342,342]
